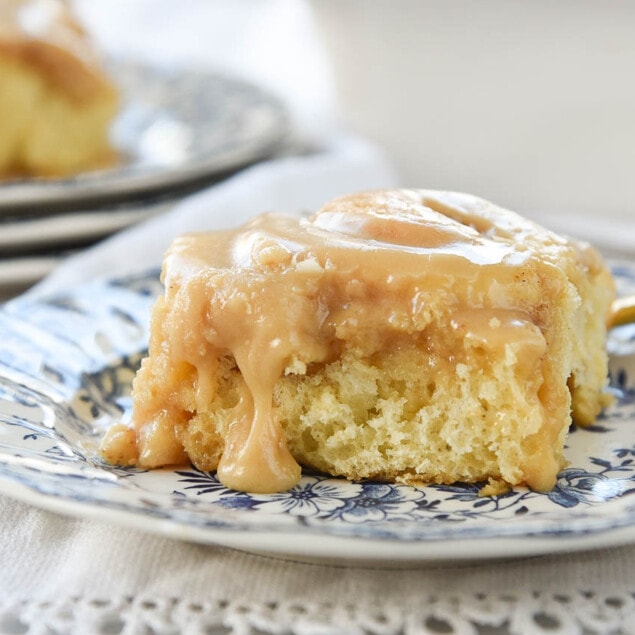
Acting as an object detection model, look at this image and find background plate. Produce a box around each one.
[0,265,633,566]
[0,62,288,213]
[0,197,173,255]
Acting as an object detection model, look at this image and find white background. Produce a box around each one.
[74,0,635,230]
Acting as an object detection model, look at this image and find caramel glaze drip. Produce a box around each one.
[110,189,578,494]
[0,0,114,101]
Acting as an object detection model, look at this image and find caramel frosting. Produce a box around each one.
[0,0,114,101]
[104,189,582,493]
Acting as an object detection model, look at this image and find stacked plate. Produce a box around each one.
[0,62,289,301]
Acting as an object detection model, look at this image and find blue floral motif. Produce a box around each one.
[246,476,361,518]
[175,467,226,495]
[548,451,635,508]
[330,482,424,523]
[173,467,252,506]
[428,483,539,522]
[74,352,143,423]
[432,482,483,503]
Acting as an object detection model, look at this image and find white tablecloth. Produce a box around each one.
[2,494,635,634]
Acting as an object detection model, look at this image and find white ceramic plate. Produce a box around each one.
[0,62,288,213]
[0,196,172,300]
[0,266,634,566]
[0,197,173,255]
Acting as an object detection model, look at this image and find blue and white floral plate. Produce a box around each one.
[0,265,634,566]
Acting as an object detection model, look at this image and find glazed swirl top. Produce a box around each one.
[142,189,582,493]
